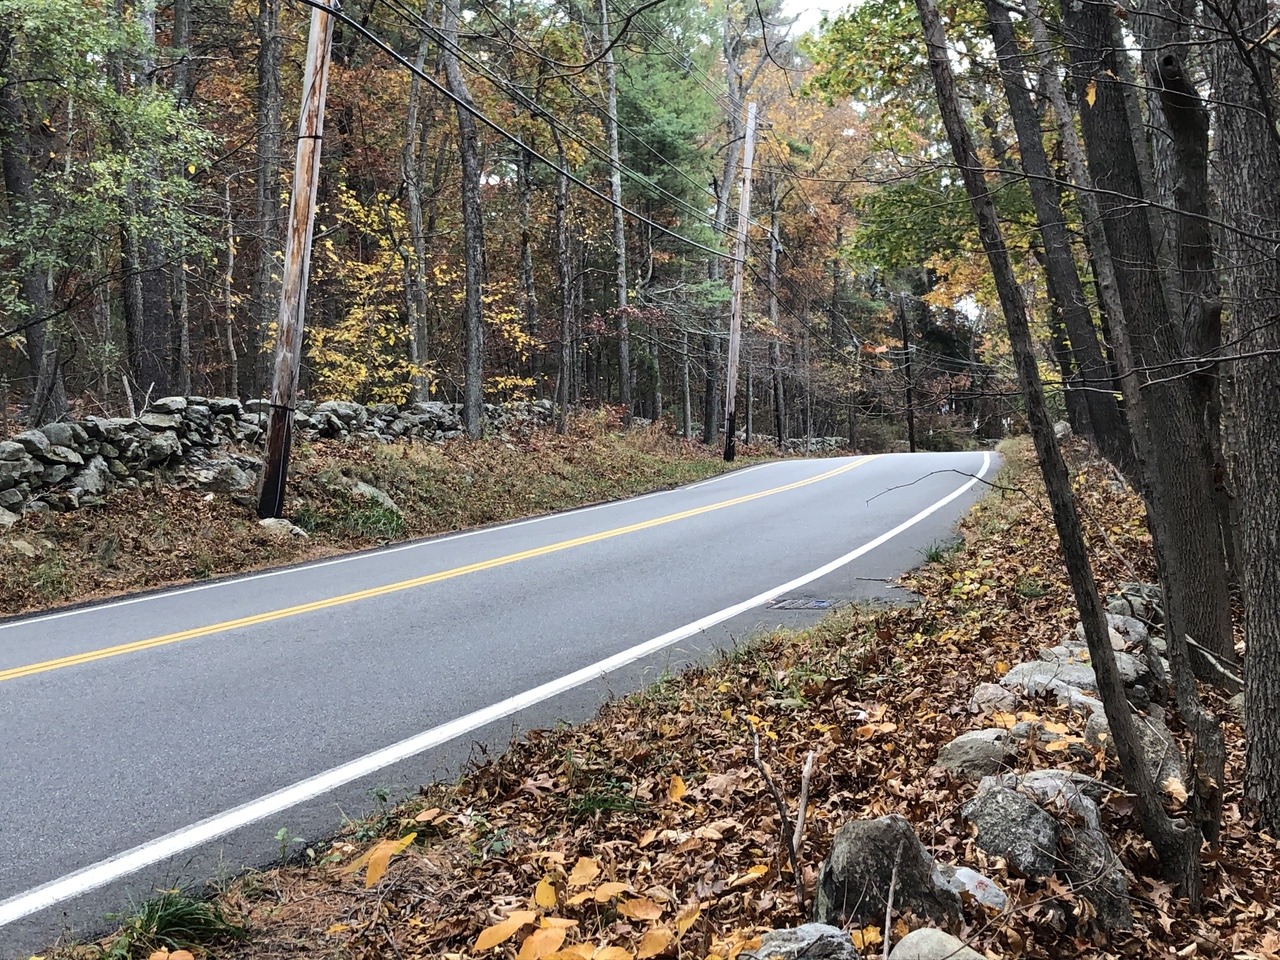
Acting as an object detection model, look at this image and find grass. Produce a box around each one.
[102,890,244,959]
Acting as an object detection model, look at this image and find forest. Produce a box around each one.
[3,0,1280,944]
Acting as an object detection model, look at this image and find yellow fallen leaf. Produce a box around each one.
[675,902,701,938]
[1042,721,1070,735]
[593,881,631,901]
[990,711,1018,728]
[617,897,663,921]
[546,945,593,960]
[536,877,558,908]
[593,948,634,960]
[729,864,769,887]
[518,923,568,960]
[667,775,687,802]
[1164,777,1189,805]
[1085,78,1098,107]
[324,923,350,936]
[475,910,536,951]
[342,833,417,888]
[995,660,1011,676]
[568,857,601,887]
[636,926,674,959]
[851,926,882,950]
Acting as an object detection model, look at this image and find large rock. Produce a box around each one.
[40,422,86,448]
[1084,708,1187,790]
[11,429,51,457]
[960,787,1059,877]
[968,682,1017,714]
[887,929,983,960]
[1060,825,1133,931]
[814,816,961,929]
[1002,660,1098,697]
[347,479,401,514]
[258,517,308,539]
[177,453,260,494]
[150,396,189,414]
[1040,641,1149,687]
[0,440,25,460]
[744,924,861,960]
[75,456,112,496]
[1074,613,1150,652]
[1107,583,1163,624]
[0,507,17,528]
[936,729,1015,781]
[979,770,1107,831]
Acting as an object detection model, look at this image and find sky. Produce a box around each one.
[782,0,842,36]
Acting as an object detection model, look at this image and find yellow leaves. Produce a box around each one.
[476,910,537,951]
[728,864,769,888]
[674,902,701,938]
[341,832,416,887]
[666,775,687,803]
[517,918,579,960]
[636,926,674,959]
[617,898,664,921]
[536,877,559,908]
[1164,777,1189,807]
[994,660,1011,676]
[1085,79,1098,107]
[568,856,601,887]
[851,925,882,951]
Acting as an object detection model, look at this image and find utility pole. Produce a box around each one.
[898,294,917,453]
[257,0,336,519]
[723,101,757,462]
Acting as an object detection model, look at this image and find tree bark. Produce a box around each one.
[1061,0,1233,665]
[0,30,68,424]
[1205,0,1280,833]
[553,131,572,435]
[917,0,1203,903]
[441,0,485,438]
[985,0,1134,476]
[599,0,631,426]
[403,28,432,401]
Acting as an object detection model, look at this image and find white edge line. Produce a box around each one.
[0,453,988,927]
[0,461,778,631]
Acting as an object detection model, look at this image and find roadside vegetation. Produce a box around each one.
[44,436,1276,960]
[0,414,767,615]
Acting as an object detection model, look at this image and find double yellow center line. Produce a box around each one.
[1,457,875,683]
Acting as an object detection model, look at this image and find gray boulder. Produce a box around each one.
[178,453,260,494]
[979,770,1108,832]
[75,456,113,496]
[744,925,861,960]
[1040,641,1150,687]
[887,929,983,960]
[936,729,1015,781]
[139,411,182,431]
[0,507,17,528]
[40,422,86,447]
[347,479,401,514]
[814,816,961,929]
[1060,825,1133,931]
[1074,613,1149,652]
[258,517,308,539]
[968,682,1017,714]
[150,396,189,414]
[11,429,51,457]
[1084,708,1187,790]
[960,787,1059,877]
[1003,660,1095,701]
[0,441,25,460]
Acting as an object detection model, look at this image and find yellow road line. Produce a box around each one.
[1,456,876,683]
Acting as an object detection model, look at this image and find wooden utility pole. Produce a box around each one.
[898,294,917,452]
[600,0,631,427]
[723,101,757,462]
[257,0,336,519]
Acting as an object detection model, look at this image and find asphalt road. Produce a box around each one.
[0,450,992,955]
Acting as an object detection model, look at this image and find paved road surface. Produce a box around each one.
[0,450,992,955]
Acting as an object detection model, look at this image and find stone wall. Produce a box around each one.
[0,397,554,526]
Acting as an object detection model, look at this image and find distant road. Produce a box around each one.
[0,450,991,955]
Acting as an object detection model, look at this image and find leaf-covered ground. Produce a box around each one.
[52,437,1280,960]
[0,414,759,616]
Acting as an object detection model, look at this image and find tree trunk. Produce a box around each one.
[403,28,432,401]
[0,30,68,423]
[1205,0,1280,833]
[680,330,692,439]
[223,181,239,396]
[917,0,1203,903]
[1061,0,1233,664]
[441,0,485,438]
[599,0,631,426]
[553,131,572,435]
[986,0,1134,476]
[517,145,537,388]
